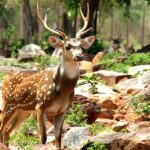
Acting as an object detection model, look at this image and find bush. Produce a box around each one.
[9,39,25,58]
[65,104,87,126]
[34,55,59,67]
[82,142,108,150]
[100,52,150,73]
[83,39,105,55]
[129,95,150,117]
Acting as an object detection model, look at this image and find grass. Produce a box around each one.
[65,104,110,135]
[9,116,40,150]
[34,55,59,67]
[0,72,6,81]
[100,52,150,73]
[129,95,150,117]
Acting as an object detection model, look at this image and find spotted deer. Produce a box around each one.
[0,1,95,150]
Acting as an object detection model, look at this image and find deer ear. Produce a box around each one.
[81,36,95,49]
[49,36,63,48]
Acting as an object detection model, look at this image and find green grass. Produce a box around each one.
[65,104,109,135]
[100,52,150,73]
[34,55,59,67]
[9,116,40,150]
[129,95,150,117]
[0,72,6,81]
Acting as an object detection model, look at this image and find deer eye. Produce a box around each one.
[65,44,72,50]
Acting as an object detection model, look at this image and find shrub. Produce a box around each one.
[83,39,105,55]
[65,104,87,126]
[82,142,108,150]
[34,55,59,67]
[129,95,150,117]
[100,52,150,73]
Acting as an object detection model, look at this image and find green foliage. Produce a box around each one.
[34,55,59,67]
[0,72,6,81]
[9,116,40,150]
[3,60,32,69]
[83,39,105,55]
[62,0,80,19]
[3,25,15,39]
[89,123,107,135]
[100,51,123,68]
[82,142,108,150]
[129,95,150,117]
[82,73,103,94]
[39,31,54,53]
[100,52,150,73]
[65,104,87,126]
[9,39,25,58]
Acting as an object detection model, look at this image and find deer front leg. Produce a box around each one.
[36,106,47,144]
[54,113,65,150]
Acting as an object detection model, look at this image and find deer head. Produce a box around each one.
[37,1,95,61]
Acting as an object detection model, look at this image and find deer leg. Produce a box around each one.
[0,110,16,144]
[54,113,65,150]
[4,112,30,143]
[36,107,47,144]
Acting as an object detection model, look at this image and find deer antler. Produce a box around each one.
[37,1,67,39]
[76,3,92,38]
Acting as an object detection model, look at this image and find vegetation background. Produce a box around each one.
[1,0,150,56]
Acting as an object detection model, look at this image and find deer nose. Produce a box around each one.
[74,54,83,61]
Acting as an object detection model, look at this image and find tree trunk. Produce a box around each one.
[110,7,115,38]
[81,0,100,33]
[141,6,146,47]
[62,12,74,37]
[73,0,78,37]
[93,0,100,35]
[22,0,34,44]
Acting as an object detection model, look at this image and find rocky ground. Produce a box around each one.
[0,56,150,150]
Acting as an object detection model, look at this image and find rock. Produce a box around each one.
[79,61,93,73]
[18,44,46,61]
[63,127,90,149]
[112,120,128,132]
[75,81,115,97]
[98,109,116,119]
[33,144,55,150]
[93,70,132,86]
[92,52,104,64]
[73,95,101,124]
[113,114,125,121]
[117,71,150,94]
[95,118,117,127]
[128,65,150,75]
[101,99,118,109]
[90,128,150,150]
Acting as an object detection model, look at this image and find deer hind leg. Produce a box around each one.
[36,107,47,144]
[0,110,17,145]
[4,112,30,143]
[54,113,65,150]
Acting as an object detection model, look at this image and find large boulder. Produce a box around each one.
[18,44,46,61]
[88,128,150,150]
[117,71,150,95]
[63,127,90,149]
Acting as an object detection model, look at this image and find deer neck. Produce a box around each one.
[53,51,79,93]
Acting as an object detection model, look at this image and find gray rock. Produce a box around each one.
[18,44,46,61]
[63,127,90,149]
[128,65,150,75]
